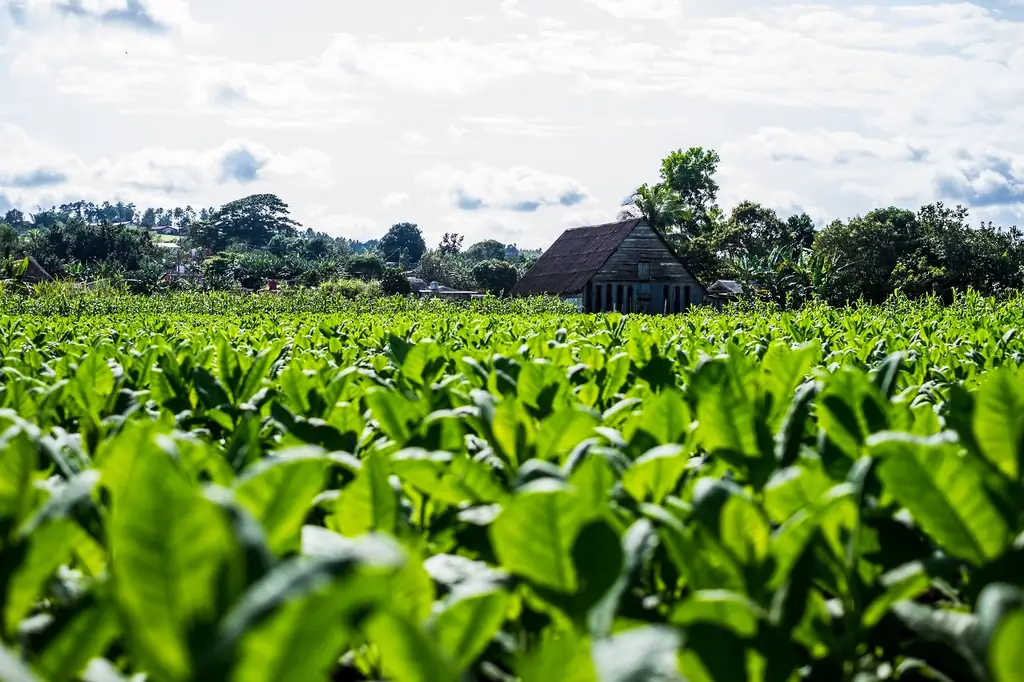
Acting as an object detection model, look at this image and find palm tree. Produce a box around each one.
[618,184,691,233]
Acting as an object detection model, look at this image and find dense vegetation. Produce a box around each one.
[1,291,1023,681]
[5,145,1023,305]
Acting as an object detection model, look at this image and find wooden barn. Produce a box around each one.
[510,218,705,314]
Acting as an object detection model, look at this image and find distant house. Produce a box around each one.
[10,254,54,284]
[510,218,705,314]
[152,226,181,236]
[705,280,745,308]
[417,281,483,301]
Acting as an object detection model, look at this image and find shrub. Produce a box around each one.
[346,254,386,281]
[320,277,383,299]
[473,259,520,295]
[381,267,412,296]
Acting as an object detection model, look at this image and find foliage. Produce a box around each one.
[189,194,300,252]
[472,259,519,294]
[438,233,464,256]
[381,267,412,296]
[465,239,507,263]
[0,293,1024,681]
[379,223,427,264]
[318,277,384,299]
[202,256,236,291]
[346,254,386,281]
[417,250,477,290]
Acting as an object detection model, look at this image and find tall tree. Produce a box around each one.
[465,239,506,262]
[439,233,464,256]
[207,194,300,249]
[379,222,426,264]
[659,147,721,234]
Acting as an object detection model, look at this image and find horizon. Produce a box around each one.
[1,0,1022,251]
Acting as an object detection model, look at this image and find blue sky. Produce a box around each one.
[1,0,1022,247]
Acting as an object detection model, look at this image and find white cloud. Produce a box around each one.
[419,164,591,213]
[0,123,330,209]
[5,0,205,35]
[382,191,410,208]
[584,0,686,20]
[299,209,380,240]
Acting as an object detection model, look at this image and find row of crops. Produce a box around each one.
[1,291,1023,681]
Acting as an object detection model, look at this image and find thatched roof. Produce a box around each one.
[12,254,54,283]
[510,218,643,296]
[707,279,744,298]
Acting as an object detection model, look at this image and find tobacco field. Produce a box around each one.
[1,291,1024,682]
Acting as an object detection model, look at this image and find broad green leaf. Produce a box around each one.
[33,598,120,682]
[490,480,587,593]
[622,445,688,504]
[5,519,82,633]
[763,464,831,524]
[974,369,1024,480]
[520,629,597,682]
[366,611,459,682]
[671,590,762,637]
[235,451,327,555]
[536,409,599,462]
[0,426,36,527]
[390,449,507,506]
[431,584,510,671]
[334,453,397,537]
[991,610,1024,682]
[761,340,820,426]
[719,495,769,565]
[73,353,114,412]
[210,537,405,682]
[108,439,238,682]
[872,433,1011,565]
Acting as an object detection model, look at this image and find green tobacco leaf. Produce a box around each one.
[520,629,597,682]
[589,520,657,638]
[390,449,507,506]
[622,445,688,504]
[108,439,238,682]
[719,495,770,566]
[235,450,327,555]
[73,353,115,412]
[366,610,459,682]
[334,453,397,537]
[0,426,36,528]
[209,536,405,682]
[872,432,1012,566]
[32,596,120,682]
[490,480,587,593]
[991,610,1024,682]
[366,389,416,444]
[5,519,82,634]
[671,590,762,637]
[536,409,600,462]
[431,584,510,671]
[973,369,1024,481]
[761,340,820,426]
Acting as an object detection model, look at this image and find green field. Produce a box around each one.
[1,291,1023,682]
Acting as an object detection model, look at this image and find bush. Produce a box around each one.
[320,278,383,299]
[202,256,236,291]
[381,267,412,295]
[346,254,385,281]
[473,259,519,295]
[417,250,476,290]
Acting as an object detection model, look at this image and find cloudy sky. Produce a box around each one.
[1,0,1022,248]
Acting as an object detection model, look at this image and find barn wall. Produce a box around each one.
[585,223,704,313]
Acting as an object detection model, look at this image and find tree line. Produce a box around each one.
[620,147,1024,305]
[3,147,1021,304]
[0,194,539,296]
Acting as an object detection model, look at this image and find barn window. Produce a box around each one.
[673,286,681,313]
[627,285,634,313]
[585,282,593,312]
[616,285,624,312]
[606,283,612,312]
[595,285,603,312]
[637,261,650,281]
[684,285,692,309]
[663,285,670,314]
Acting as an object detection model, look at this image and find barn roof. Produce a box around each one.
[510,218,644,296]
[707,279,744,297]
